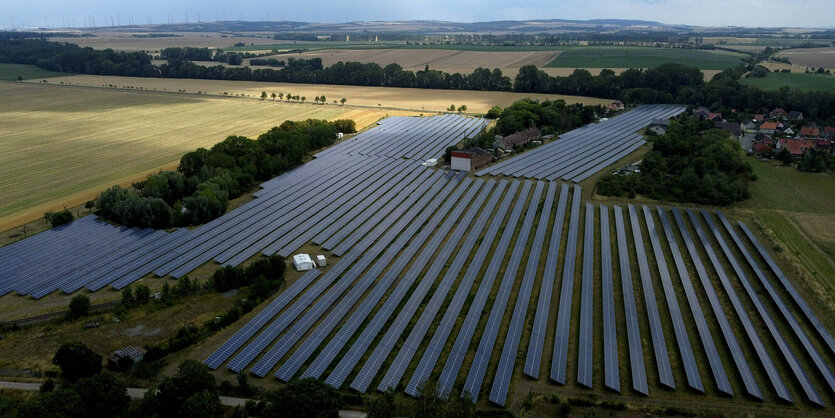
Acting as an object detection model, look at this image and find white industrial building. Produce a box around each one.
[293,254,316,271]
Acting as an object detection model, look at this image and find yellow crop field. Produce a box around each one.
[0,82,407,229]
[43,74,614,113]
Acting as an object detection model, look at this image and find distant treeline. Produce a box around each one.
[96,118,357,229]
[1,39,834,121]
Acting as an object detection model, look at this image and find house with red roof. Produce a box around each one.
[753,141,775,154]
[753,114,765,122]
[822,127,835,139]
[759,121,780,135]
[780,139,816,158]
[707,112,723,121]
[800,126,820,139]
[770,108,788,119]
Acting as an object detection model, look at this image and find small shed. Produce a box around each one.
[108,346,146,370]
[316,255,327,267]
[293,254,316,271]
[450,148,492,172]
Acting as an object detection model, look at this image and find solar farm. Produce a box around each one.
[1,107,833,412]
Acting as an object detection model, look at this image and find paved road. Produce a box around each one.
[0,380,366,417]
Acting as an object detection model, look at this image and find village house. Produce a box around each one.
[778,138,816,158]
[607,100,624,112]
[493,127,541,150]
[787,111,804,121]
[800,126,820,139]
[769,107,788,120]
[758,121,780,136]
[714,121,742,139]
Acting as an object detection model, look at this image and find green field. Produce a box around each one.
[737,157,835,213]
[739,71,835,93]
[545,46,746,69]
[224,41,571,53]
[0,63,68,81]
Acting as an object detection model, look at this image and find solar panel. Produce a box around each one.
[523,183,569,379]
[576,202,595,389]
[599,205,620,392]
[488,181,555,406]
[550,185,582,384]
[701,210,822,406]
[684,209,790,403]
[670,208,761,400]
[627,204,674,390]
[655,207,731,396]
[612,206,647,395]
[641,205,702,392]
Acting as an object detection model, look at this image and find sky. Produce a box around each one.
[1,0,833,29]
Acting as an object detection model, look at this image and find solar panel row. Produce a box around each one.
[436,181,531,399]
[577,202,595,389]
[628,204,675,390]
[599,205,619,393]
[488,181,555,406]
[476,105,685,181]
[523,183,569,380]
[404,180,512,397]
[641,205,702,392]
[550,185,582,384]
[613,205,648,395]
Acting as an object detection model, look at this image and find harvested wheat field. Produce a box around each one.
[0,81,405,229]
[43,74,613,112]
[270,48,560,75]
[50,32,269,52]
[776,47,835,70]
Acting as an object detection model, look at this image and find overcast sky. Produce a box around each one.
[1,0,833,29]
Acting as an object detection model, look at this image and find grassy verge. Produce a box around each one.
[739,71,835,93]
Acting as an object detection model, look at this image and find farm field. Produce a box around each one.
[0,81,404,230]
[41,74,614,112]
[775,47,835,70]
[254,48,560,76]
[740,71,835,93]
[739,157,835,213]
[0,64,68,81]
[225,41,572,53]
[545,46,747,70]
[50,32,271,52]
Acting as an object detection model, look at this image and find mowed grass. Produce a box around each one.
[736,157,835,213]
[739,71,835,93]
[545,46,746,70]
[0,63,68,81]
[0,82,400,229]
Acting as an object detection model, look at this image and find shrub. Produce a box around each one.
[49,209,74,228]
[67,294,90,319]
[52,342,102,382]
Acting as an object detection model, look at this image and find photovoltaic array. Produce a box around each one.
[2,110,832,410]
[476,104,685,181]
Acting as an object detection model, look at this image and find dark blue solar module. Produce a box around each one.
[550,185,582,384]
[613,206,647,396]
[599,205,620,393]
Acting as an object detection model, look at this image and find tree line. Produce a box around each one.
[2,38,833,121]
[95,118,356,229]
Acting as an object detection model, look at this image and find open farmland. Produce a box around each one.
[546,46,747,70]
[0,82,403,229]
[255,48,560,75]
[41,74,614,112]
[0,64,68,81]
[775,47,835,70]
[740,72,835,93]
[50,32,271,52]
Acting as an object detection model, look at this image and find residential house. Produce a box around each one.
[779,138,816,158]
[707,112,723,122]
[822,127,835,139]
[815,140,832,153]
[493,127,541,150]
[800,126,820,139]
[787,111,804,121]
[741,120,760,133]
[607,101,625,112]
[753,141,775,154]
[648,118,670,135]
[759,121,780,135]
[769,108,788,119]
[714,121,742,139]
[693,106,711,120]
[782,127,795,137]
[753,114,766,122]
